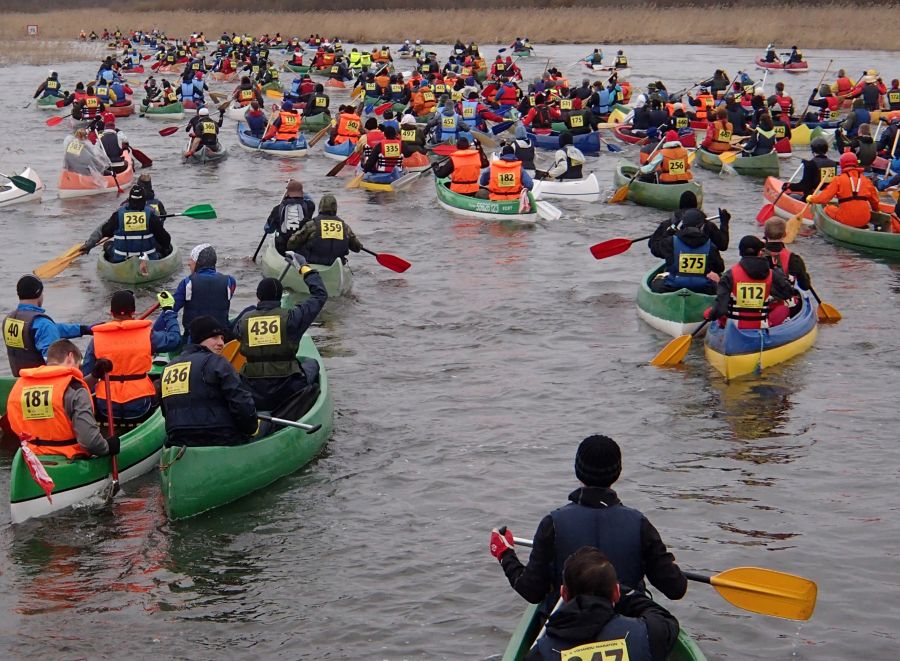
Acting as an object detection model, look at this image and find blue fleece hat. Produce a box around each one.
[646,126,659,138]
[282,100,293,110]
[514,123,527,140]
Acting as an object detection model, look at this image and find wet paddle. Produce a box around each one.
[785,179,826,243]
[129,147,153,168]
[650,319,710,367]
[809,286,841,323]
[512,536,816,620]
[589,234,653,260]
[757,163,803,223]
[360,247,411,273]
[608,137,664,203]
[102,373,120,499]
[327,150,362,177]
[797,61,832,121]
[158,125,180,136]
[46,113,71,127]
[160,203,217,220]
[258,412,321,434]
[0,172,38,194]
[251,233,268,262]
[308,123,331,148]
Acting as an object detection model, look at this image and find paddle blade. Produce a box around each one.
[589,238,634,260]
[710,567,817,621]
[719,150,740,164]
[346,174,363,189]
[536,200,562,221]
[130,147,153,168]
[784,215,802,243]
[491,121,514,135]
[159,126,180,137]
[756,203,776,223]
[348,150,362,166]
[375,252,411,273]
[816,302,841,323]
[374,102,392,116]
[221,340,246,370]
[607,184,629,204]
[605,142,623,153]
[182,204,217,219]
[8,175,37,194]
[431,144,457,156]
[46,115,66,127]
[650,334,693,367]
[326,156,350,177]
[33,243,85,279]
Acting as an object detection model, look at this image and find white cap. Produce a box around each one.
[199,107,210,116]
[190,243,212,262]
[754,87,764,96]
[673,102,683,110]
[415,39,421,44]
[401,114,417,125]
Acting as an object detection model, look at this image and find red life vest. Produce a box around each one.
[376,139,403,172]
[728,263,773,329]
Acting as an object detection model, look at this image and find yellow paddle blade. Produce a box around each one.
[33,243,86,279]
[265,89,283,99]
[608,108,627,124]
[346,174,363,189]
[650,334,693,367]
[784,214,803,244]
[718,150,741,164]
[710,567,817,621]
[351,87,364,100]
[687,150,697,164]
[607,184,629,204]
[816,302,841,323]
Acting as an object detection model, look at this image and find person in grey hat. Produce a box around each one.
[173,243,237,340]
[264,179,316,255]
[489,435,687,615]
[4,275,92,376]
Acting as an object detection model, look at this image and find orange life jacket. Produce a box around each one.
[448,149,482,194]
[275,110,300,140]
[92,319,155,404]
[334,112,361,144]
[488,159,523,200]
[237,87,255,106]
[7,365,93,458]
[658,145,691,183]
[707,119,734,153]
[694,93,714,120]
[728,263,773,330]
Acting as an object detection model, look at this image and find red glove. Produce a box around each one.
[490,527,515,561]
[703,307,714,321]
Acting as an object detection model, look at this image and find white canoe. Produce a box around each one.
[224,104,248,122]
[0,167,44,208]
[532,173,601,202]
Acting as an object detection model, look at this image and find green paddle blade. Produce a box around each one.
[2,175,37,194]
[182,204,217,219]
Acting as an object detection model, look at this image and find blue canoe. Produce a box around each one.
[528,130,601,154]
[323,140,356,160]
[704,294,818,380]
[236,122,308,157]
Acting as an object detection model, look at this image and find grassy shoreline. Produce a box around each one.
[0,7,897,64]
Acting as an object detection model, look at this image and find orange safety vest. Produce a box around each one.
[658,145,691,183]
[707,119,734,153]
[237,87,255,105]
[92,319,155,404]
[449,149,482,194]
[334,112,361,144]
[728,263,773,330]
[488,159,523,200]
[7,365,93,458]
[275,111,300,140]
[694,94,714,120]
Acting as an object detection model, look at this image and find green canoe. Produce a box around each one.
[696,147,779,177]
[435,177,537,222]
[36,96,63,110]
[501,602,706,661]
[282,63,311,75]
[812,205,900,258]
[512,50,534,57]
[637,264,714,337]
[613,162,704,211]
[96,245,181,284]
[141,101,184,120]
[5,386,167,523]
[301,112,332,132]
[259,240,353,298]
[159,333,333,520]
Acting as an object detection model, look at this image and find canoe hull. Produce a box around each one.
[812,204,900,258]
[697,147,779,177]
[97,245,181,284]
[108,100,135,117]
[58,152,134,199]
[613,162,703,211]
[259,241,353,297]
[142,101,184,120]
[532,173,601,202]
[0,167,44,207]
[755,57,809,71]
[636,264,714,337]
[236,122,309,157]
[435,177,537,222]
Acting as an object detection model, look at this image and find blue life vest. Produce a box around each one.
[594,89,613,114]
[290,78,302,95]
[43,78,61,97]
[847,107,871,137]
[532,612,652,661]
[112,205,158,262]
[664,236,712,291]
[129,53,141,66]
[438,112,460,141]
[461,100,479,121]
[111,83,127,101]
[181,81,196,100]
[182,271,231,333]
[95,85,112,102]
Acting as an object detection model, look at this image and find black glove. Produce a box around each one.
[781,182,790,191]
[91,358,114,379]
[106,435,121,456]
[718,208,731,226]
[80,324,94,336]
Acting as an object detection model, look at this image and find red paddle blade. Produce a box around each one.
[374,102,392,116]
[130,147,153,168]
[756,203,776,224]
[589,238,634,260]
[158,126,180,136]
[431,144,456,156]
[376,252,411,273]
[55,99,65,108]
[348,150,362,166]
[46,115,65,126]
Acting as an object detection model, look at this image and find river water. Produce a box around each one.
[0,43,897,659]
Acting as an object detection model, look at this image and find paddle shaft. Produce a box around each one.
[252,232,267,261]
[102,373,120,493]
[768,163,804,208]
[798,59,833,120]
[257,413,321,433]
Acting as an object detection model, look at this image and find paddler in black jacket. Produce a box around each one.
[653,191,730,251]
[489,435,687,615]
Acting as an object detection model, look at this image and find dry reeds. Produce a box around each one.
[0,6,897,62]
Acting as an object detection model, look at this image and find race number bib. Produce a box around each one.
[161,363,191,397]
[201,120,217,134]
[21,386,53,420]
[282,114,298,127]
[667,159,687,175]
[391,84,403,94]
[123,211,147,232]
[561,638,630,661]
[678,253,706,274]
[3,318,25,348]
[85,97,99,108]
[247,315,281,347]
[442,116,456,129]
[889,91,900,105]
[774,125,786,139]
[320,220,344,240]
[736,283,766,308]
[345,119,360,132]
[569,115,584,127]
[422,91,435,102]
[365,83,376,93]
[240,89,254,100]
[560,99,573,110]
[828,110,841,120]
[192,62,200,70]
[497,172,517,187]
[462,105,475,118]
[401,129,417,142]
[383,142,401,158]
[675,117,688,129]
[496,64,505,71]
[330,66,339,74]
[314,96,327,108]
[434,84,446,94]
[819,166,836,183]
[717,129,732,142]
[66,141,84,155]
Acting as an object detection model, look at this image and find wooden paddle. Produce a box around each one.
[33,239,108,280]
[512,536,816,620]
[360,247,411,273]
[102,372,120,499]
[346,173,364,189]
[222,339,246,370]
[308,122,332,147]
[650,319,711,367]
[0,172,38,194]
[589,234,653,260]
[327,149,362,177]
[608,137,664,203]
[809,286,841,323]
[785,179,827,243]
[757,163,803,223]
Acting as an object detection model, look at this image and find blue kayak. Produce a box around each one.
[323,140,355,160]
[236,122,308,157]
[528,130,601,154]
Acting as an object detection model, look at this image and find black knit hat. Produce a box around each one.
[190,315,226,344]
[16,274,43,300]
[110,289,136,315]
[256,277,283,302]
[739,235,765,257]
[575,435,622,487]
